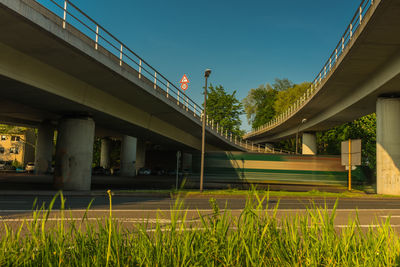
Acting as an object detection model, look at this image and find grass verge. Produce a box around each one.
[0,190,399,266]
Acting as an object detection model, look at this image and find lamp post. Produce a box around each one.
[295,118,307,154]
[200,69,211,192]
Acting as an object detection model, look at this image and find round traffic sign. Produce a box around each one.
[181,83,188,91]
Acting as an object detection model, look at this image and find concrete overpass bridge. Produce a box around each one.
[244,0,400,195]
[0,0,283,190]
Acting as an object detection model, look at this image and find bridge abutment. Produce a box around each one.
[34,121,54,174]
[100,137,111,169]
[377,97,400,195]
[302,132,317,155]
[54,116,95,191]
[120,135,137,176]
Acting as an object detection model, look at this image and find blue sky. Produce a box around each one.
[46,0,362,131]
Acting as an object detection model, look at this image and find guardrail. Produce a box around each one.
[244,0,374,139]
[31,0,289,153]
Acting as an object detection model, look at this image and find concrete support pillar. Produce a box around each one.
[135,139,146,172]
[377,97,400,195]
[100,138,111,169]
[54,117,95,191]
[182,153,192,171]
[120,135,137,176]
[35,121,54,174]
[302,132,317,155]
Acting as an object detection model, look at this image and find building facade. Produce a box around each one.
[0,130,35,166]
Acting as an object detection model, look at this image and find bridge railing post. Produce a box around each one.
[119,44,123,66]
[62,0,68,29]
[95,25,99,50]
[139,59,142,79]
[166,81,169,97]
[350,23,353,39]
[153,71,157,89]
[342,37,344,52]
[335,48,338,62]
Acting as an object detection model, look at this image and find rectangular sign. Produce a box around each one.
[341,139,361,166]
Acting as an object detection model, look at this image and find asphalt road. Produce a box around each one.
[1,195,400,211]
[1,173,398,231]
[1,195,400,232]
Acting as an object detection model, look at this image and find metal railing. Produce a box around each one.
[31,0,286,153]
[244,0,374,139]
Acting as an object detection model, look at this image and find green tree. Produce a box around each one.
[272,78,294,91]
[274,82,311,115]
[205,84,244,136]
[0,124,27,134]
[242,84,278,129]
[243,78,296,130]
[317,114,376,172]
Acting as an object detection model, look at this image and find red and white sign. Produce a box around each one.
[179,74,189,91]
[180,83,188,91]
[180,74,189,84]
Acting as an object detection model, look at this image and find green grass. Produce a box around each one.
[113,187,395,199]
[1,191,400,266]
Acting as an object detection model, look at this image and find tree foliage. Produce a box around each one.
[0,124,27,134]
[243,78,309,130]
[317,114,376,171]
[272,78,294,92]
[205,84,244,136]
[242,84,277,129]
[274,82,311,115]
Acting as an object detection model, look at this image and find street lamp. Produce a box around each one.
[200,69,211,192]
[295,118,307,154]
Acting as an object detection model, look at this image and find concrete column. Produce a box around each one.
[182,153,192,171]
[120,135,137,176]
[100,138,111,169]
[135,139,146,172]
[54,117,95,191]
[377,97,400,195]
[35,121,54,174]
[302,132,317,155]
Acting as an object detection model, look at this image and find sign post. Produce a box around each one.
[176,151,181,190]
[341,139,361,191]
[348,139,351,191]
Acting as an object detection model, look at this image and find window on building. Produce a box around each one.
[1,136,6,141]
[0,147,4,154]
[11,136,20,142]
[9,147,19,154]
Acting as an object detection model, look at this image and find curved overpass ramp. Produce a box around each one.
[244,0,400,195]
[245,0,400,143]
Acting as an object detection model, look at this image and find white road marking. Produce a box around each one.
[1,217,398,229]
[0,209,227,213]
[0,217,199,223]
[0,208,400,213]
